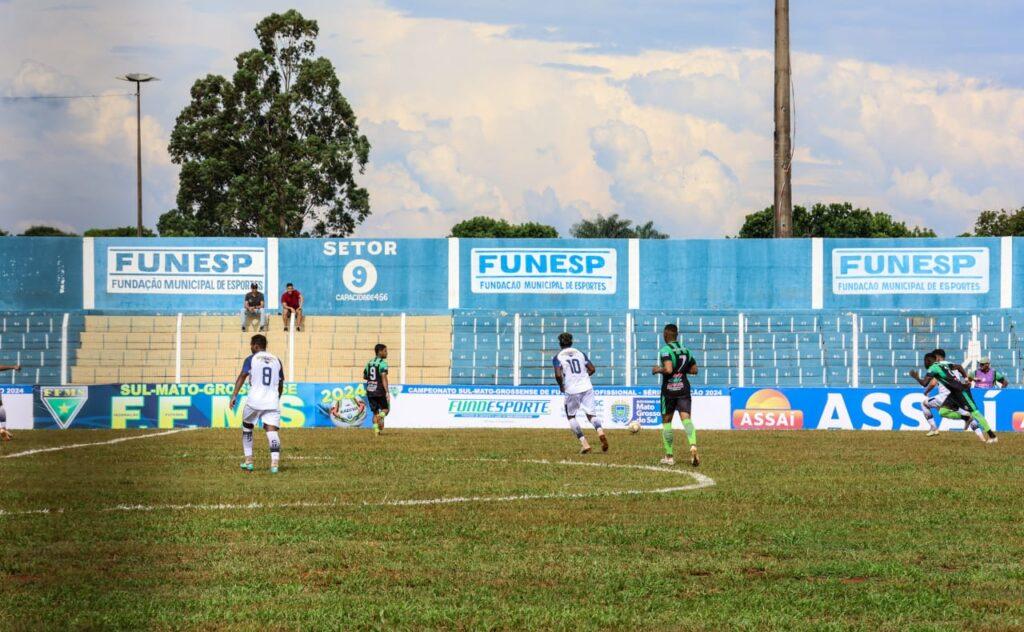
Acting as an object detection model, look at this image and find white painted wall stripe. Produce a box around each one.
[266,237,279,309]
[82,237,95,310]
[628,238,640,309]
[448,238,460,309]
[1001,236,1012,309]
[811,237,823,309]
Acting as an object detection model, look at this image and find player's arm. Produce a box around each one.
[583,352,595,376]
[381,367,390,402]
[230,357,252,408]
[0,364,21,372]
[652,351,673,375]
[553,356,565,391]
[998,372,1009,388]
[908,369,929,387]
[687,358,699,375]
[923,377,938,395]
[277,366,284,399]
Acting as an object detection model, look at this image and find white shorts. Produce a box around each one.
[564,390,596,418]
[242,405,281,429]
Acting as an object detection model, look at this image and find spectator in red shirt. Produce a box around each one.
[281,283,304,332]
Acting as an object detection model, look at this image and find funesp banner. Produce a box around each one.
[832,247,989,295]
[730,386,1021,432]
[470,247,617,295]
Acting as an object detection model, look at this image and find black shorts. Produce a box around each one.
[942,389,978,414]
[661,395,691,416]
[367,395,389,414]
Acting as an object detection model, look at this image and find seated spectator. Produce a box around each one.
[972,357,1009,388]
[241,283,266,332]
[281,282,304,332]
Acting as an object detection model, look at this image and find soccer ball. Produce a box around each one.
[628,421,641,434]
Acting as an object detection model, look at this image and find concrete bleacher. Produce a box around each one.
[71,314,452,385]
[451,309,1022,388]
[0,312,82,385]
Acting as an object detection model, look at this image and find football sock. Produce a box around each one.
[920,402,933,421]
[267,431,280,467]
[971,411,992,433]
[241,422,254,460]
[568,418,583,440]
[661,422,674,456]
[590,416,603,431]
[682,418,697,447]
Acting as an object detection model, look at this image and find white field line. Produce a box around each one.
[1,427,198,459]
[0,458,715,517]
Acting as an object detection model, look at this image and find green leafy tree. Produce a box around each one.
[19,225,77,236]
[570,213,668,238]
[737,203,936,238]
[84,226,156,237]
[0,228,8,236]
[449,216,558,238]
[160,10,371,237]
[967,207,1024,236]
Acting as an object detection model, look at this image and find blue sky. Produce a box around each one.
[1,0,1023,237]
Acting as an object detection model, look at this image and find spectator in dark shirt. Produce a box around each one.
[281,283,304,332]
[241,283,266,332]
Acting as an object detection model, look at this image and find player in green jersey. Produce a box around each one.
[651,324,700,467]
[363,344,390,435]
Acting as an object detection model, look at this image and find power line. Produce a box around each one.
[0,92,134,100]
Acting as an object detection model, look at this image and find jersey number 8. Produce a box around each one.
[262,366,273,386]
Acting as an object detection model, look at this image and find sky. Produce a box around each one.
[1,0,1023,238]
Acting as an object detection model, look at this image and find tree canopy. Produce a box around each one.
[570,214,668,239]
[159,10,371,237]
[85,226,156,237]
[737,203,935,238]
[20,225,77,236]
[449,216,558,238]
[965,207,1024,236]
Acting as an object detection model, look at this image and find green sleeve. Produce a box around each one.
[380,359,389,372]
[658,345,672,363]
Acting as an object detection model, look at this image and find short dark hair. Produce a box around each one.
[286,283,294,289]
[374,343,387,355]
[251,334,267,350]
[664,323,679,335]
[933,348,946,359]
[250,283,258,290]
[558,332,573,348]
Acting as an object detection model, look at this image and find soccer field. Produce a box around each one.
[2,428,1022,630]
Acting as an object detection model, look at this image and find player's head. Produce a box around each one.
[250,283,258,291]
[923,352,936,368]
[979,356,990,370]
[285,283,295,292]
[933,348,946,360]
[250,334,267,352]
[558,332,573,349]
[374,343,387,358]
[663,323,678,342]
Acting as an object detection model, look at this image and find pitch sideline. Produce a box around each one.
[1,427,199,459]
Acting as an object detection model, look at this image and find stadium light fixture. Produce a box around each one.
[116,73,159,237]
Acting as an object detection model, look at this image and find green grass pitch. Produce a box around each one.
[2,428,1022,630]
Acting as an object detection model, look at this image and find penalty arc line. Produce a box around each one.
[0,458,715,517]
[1,427,199,459]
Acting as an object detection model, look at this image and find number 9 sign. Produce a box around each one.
[342,259,378,294]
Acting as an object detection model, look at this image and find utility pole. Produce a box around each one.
[773,0,793,237]
[117,73,158,237]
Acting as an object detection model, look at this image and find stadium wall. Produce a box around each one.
[17,383,1024,432]
[2,236,1021,311]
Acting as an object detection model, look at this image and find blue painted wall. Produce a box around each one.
[0,237,82,310]
[278,239,448,313]
[639,239,811,310]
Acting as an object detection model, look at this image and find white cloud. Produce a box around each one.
[1,0,1023,236]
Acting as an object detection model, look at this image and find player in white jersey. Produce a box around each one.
[908,352,977,439]
[230,335,284,473]
[553,332,607,454]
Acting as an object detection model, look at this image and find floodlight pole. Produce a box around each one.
[773,0,793,237]
[117,74,157,237]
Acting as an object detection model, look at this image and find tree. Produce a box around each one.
[0,228,7,236]
[19,225,77,236]
[85,226,156,237]
[967,207,1024,236]
[737,203,936,238]
[449,216,558,238]
[570,213,668,238]
[159,10,371,237]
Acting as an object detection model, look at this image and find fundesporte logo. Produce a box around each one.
[732,389,804,429]
[447,398,550,419]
